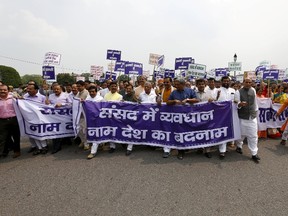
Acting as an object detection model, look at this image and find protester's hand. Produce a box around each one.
[185,98,200,104]
[238,101,247,107]
[276,112,280,118]
[174,100,182,105]
[55,103,62,107]
[45,99,50,105]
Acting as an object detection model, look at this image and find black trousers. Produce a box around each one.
[0,117,20,154]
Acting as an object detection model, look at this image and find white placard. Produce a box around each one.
[108,63,115,72]
[245,71,256,80]
[143,70,150,78]
[188,63,206,73]
[149,53,160,66]
[259,60,270,67]
[76,76,85,82]
[228,62,242,71]
[43,52,61,65]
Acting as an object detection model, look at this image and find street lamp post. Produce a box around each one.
[233,53,237,77]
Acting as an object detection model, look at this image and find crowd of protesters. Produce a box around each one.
[1,76,288,163]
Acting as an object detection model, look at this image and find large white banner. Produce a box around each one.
[257,98,287,130]
[13,99,77,140]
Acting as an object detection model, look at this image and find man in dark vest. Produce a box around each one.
[235,78,260,163]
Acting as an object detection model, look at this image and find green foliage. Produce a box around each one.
[56,73,75,85]
[21,74,44,85]
[80,73,91,81]
[0,65,22,87]
[117,74,130,82]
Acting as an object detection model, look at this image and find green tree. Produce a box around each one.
[0,65,22,87]
[57,73,75,85]
[80,73,91,81]
[21,74,44,85]
[117,74,130,82]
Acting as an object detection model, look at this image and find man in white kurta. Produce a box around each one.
[235,78,260,163]
[86,86,104,159]
[126,82,159,155]
[216,76,237,159]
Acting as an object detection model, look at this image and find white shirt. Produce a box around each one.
[139,91,157,103]
[23,92,46,103]
[48,92,72,106]
[204,86,218,100]
[86,95,104,102]
[98,88,109,98]
[217,87,236,102]
[69,92,78,101]
[196,90,211,102]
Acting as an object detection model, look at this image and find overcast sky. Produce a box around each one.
[0,0,287,77]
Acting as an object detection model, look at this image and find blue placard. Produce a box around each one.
[114,60,127,72]
[175,57,194,70]
[215,68,229,77]
[106,49,121,61]
[180,70,186,77]
[99,78,106,83]
[164,69,175,78]
[42,66,55,80]
[262,69,279,80]
[105,71,117,81]
[124,62,143,75]
[255,65,267,74]
[154,71,164,79]
[157,55,165,67]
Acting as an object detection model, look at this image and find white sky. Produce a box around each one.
[0,0,288,76]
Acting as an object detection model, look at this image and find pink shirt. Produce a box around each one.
[0,95,16,118]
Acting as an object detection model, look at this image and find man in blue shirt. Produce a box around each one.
[166,78,199,160]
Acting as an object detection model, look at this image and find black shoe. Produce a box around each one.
[196,148,204,154]
[33,149,41,155]
[204,152,212,158]
[219,153,225,160]
[126,150,132,156]
[27,147,37,153]
[0,153,8,158]
[252,155,260,163]
[109,148,115,153]
[40,147,48,154]
[51,148,61,154]
[236,147,243,154]
[177,151,184,160]
[163,152,170,158]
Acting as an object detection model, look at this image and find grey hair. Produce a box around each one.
[177,78,186,84]
[144,81,152,87]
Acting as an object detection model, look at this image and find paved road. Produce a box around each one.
[1,138,288,216]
